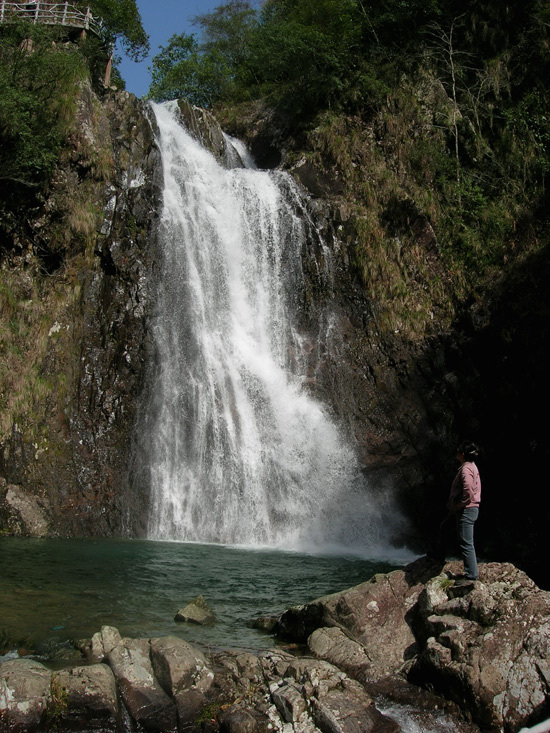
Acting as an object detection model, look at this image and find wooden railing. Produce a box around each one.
[0,1,101,37]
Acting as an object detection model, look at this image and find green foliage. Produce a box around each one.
[148,0,367,114]
[45,677,69,728]
[247,0,362,115]
[196,701,223,726]
[86,0,149,61]
[511,91,550,173]
[192,0,257,67]
[437,575,453,590]
[0,23,87,195]
[149,33,234,107]
[148,1,257,105]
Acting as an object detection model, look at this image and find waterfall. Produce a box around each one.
[145,101,401,554]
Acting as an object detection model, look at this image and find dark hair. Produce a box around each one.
[458,441,479,461]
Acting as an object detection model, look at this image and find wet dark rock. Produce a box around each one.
[175,100,243,169]
[291,158,345,198]
[247,615,279,632]
[0,479,49,537]
[0,86,161,540]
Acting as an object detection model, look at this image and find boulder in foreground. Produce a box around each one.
[2,559,549,731]
[278,557,550,731]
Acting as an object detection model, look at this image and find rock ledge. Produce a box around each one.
[1,559,549,732]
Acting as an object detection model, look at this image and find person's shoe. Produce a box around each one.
[454,577,476,587]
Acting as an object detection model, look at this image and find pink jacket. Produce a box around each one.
[448,461,481,512]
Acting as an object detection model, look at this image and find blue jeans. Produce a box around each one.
[457,507,479,579]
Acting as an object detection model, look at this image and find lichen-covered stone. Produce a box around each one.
[0,480,49,536]
[410,562,550,731]
[279,556,438,679]
[150,635,214,696]
[0,658,51,732]
[107,637,177,732]
[50,663,118,731]
[275,558,550,730]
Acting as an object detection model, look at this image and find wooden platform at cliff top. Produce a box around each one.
[0,1,101,38]
[0,1,115,85]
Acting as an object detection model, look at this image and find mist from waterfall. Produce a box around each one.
[145,101,404,556]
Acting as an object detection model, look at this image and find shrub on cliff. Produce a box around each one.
[0,0,148,239]
[0,23,87,199]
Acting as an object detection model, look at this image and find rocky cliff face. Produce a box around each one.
[1,86,161,537]
[1,89,548,588]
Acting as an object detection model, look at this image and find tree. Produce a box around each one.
[191,0,258,68]
[0,22,87,192]
[84,0,149,61]
[148,34,232,107]
[148,1,258,106]
[425,18,471,205]
[247,0,363,115]
[147,0,365,117]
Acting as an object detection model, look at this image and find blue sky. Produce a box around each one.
[118,0,222,97]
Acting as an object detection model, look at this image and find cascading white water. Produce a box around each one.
[146,101,401,553]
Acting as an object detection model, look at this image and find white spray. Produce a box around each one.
[145,101,402,555]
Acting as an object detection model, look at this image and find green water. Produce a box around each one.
[0,537,403,661]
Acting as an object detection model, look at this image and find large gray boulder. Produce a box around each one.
[107,637,177,732]
[277,556,436,679]
[150,635,214,695]
[150,635,214,730]
[409,562,550,731]
[277,557,550,731]
[0,480,50,537]
[50,663,118,731]
[307,626,375,681]
[0,658,51,732]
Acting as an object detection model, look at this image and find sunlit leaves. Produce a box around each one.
[85,0,149,60]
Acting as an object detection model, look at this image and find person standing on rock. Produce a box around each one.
[447,441,481,582]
